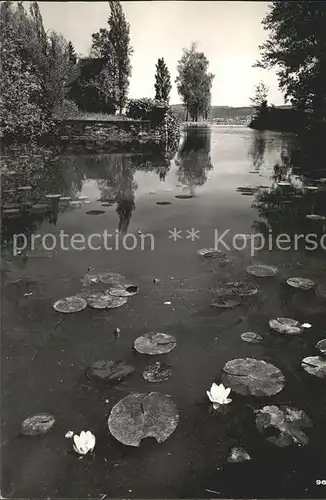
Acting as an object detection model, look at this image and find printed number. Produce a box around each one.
[316,480,326,485]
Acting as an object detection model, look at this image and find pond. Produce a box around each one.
[1,125,326,498]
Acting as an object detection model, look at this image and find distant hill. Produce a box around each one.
[171,104,291,121]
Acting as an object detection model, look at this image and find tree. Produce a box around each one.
[250,81,269,117]
[175,43,214,121]
[68,41,77,65]
[154,58,172,102]
[92,1,132,114]
[256,2,326,118]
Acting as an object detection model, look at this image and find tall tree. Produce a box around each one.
[68,41,77,65]
[154,57,172,102]
[91,1,132,114]
[256,1,326,118]
[250,81,269,117]
[175,43,214,121]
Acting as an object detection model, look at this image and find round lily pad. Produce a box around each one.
[286,277,315,291]
[134,333,176,355]
[143,361,173,382]
[241,332,263,343]
[236,186,258,193]
[306,214,325,220]
[53,296,87,313]
[69,201,82,206]
[109,284,139,297]
[3,208,20,215]
[85,210,105,215]
[316,339,326,355]
[255,405,312,447]
[198,248,226,258]
[81,272,126,288]
[214,282,258,297]
[59,196,71,201]
[246,264,279,277]
[305,186,318,191]
[211,299,241,309]
[86,360,135,383]
[86,292,127,309]
[77,196,89,200]
[156,201,172,205]
[17,185,32,191]
[301,356,326,379]
[269,318,303,335]
[227,447,251,463]
[278,181,291,187]
[108,392,179,447]
[45,194,61,199]
[21,413,55,436]
[175,194,193,199]
[221,358,285,396]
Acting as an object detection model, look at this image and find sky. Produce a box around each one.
[37,1,285,107]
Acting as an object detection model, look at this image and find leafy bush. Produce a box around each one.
[126,98,168,123]
[53,99,80,120]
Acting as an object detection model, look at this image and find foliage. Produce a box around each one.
[175,43,214,121]
[53,99,79,119]
[68,41,77,65]
[91,1,132,113]
[154,58,172,102]
[256,1,326,118]
[126,98,167,122]
[0,1,76,140]
[250,81,269,116]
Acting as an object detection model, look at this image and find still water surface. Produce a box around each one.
[1,126,326,498]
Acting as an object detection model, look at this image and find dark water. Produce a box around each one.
[1,126,326,499]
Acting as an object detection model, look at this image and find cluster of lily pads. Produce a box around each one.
[21,257,325,462]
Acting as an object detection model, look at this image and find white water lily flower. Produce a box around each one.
[73,431,96,455]
[301,323,312,329]
[207,383,232,409]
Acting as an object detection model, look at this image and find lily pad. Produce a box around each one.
[45,194,61,199]
[227,447,251,463]
[211,299,241,309]
[156,201,172,205]
[108,392,179,447]
[301,356,326,379]
[241,332,263,343]
[278,182,291,187]
[306,214,326,220]
[269,318,303,335]
[3,208,20,215]
[143,361,173,382]
[81,271,126,288]
[109,284,139,297]
[246,264,278,277]
[77,196,89,200]
[85,210,105,215]
[255,405,312,447]
[236,186,258,194]
[286,277,315,291]
[134,333,176,355]
[316,339,326,355]
[17,185,32,191]
[21,413,55,436]
[86,292,127,309]
[305,186,318,191]
[198,248,226,258]
[86,360,135,383]
[175,194,193,199]
[53,296,87,313]
[214,282,258,297]
[69,201,82,206]
[59,196,71,201]
[221,358,285,396]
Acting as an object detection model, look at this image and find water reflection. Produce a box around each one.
[1,142,179,243]
[252,138,326,245]
[176,125,213,194]
[248,131,266,171]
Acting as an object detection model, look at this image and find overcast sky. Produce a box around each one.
[38,1,284,106]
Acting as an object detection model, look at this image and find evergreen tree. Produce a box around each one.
[154,57,172,102]
[68,41,77,65]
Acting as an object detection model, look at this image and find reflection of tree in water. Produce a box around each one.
[176,126,213,191]
[96,155,136,235]
[248,131,266,171]
[1,146,84,245]
[252,150,326,243]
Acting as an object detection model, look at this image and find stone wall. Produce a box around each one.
[60,119,162,144]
